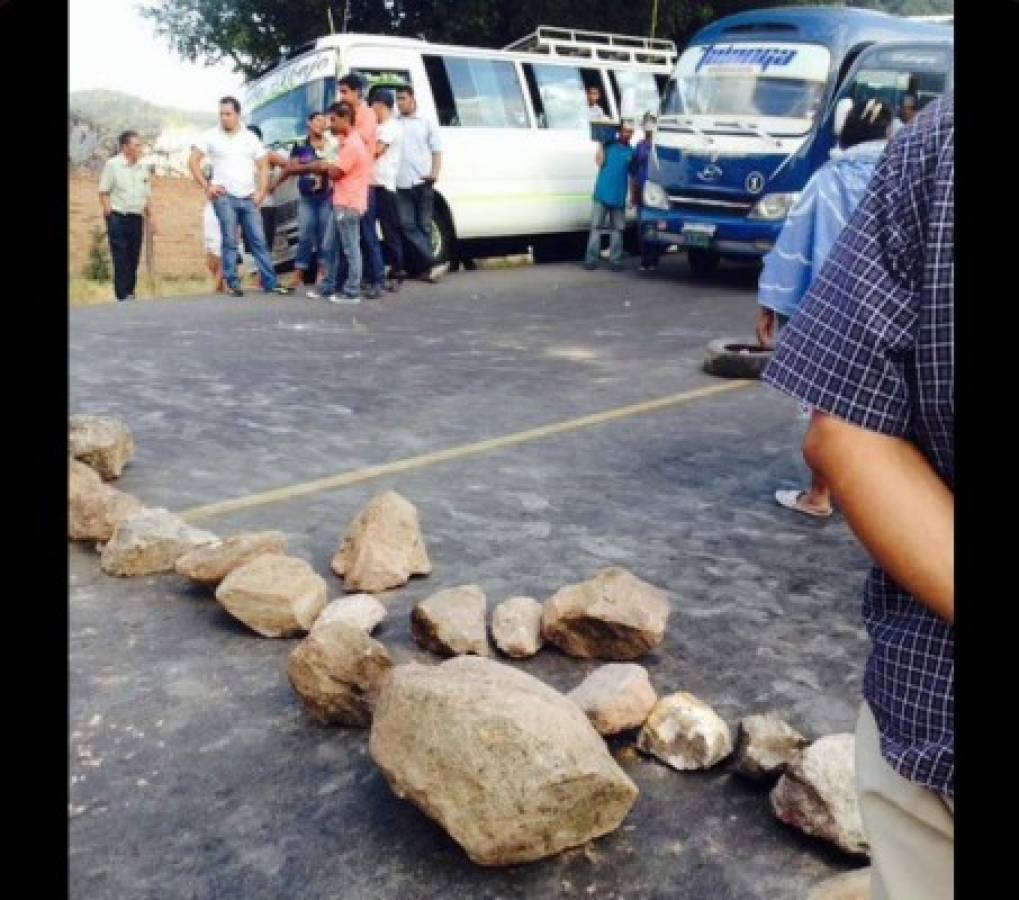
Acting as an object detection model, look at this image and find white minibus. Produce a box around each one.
[243,27,676,268]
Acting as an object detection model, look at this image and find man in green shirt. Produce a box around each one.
[98,131,156,301]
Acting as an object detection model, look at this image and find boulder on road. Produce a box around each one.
[313,594,387,635]
[637,692,733,771]
[69,414,135,480]
[411,584,489,657]
[542,567,669,660]
[174,531,289,587]
[99,508,218,576]
[770,734,869,857]
[733,712,809,782]
[287,621,394,726]
[69,461,142,542]
[490,596,543,658]
[369,656,639,866]
[568,663,658,736]
[331,491,431,592]
[215,553,327,638]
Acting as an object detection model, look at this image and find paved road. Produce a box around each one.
[69,258,870,899]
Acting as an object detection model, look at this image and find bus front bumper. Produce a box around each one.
[639,208,783,258]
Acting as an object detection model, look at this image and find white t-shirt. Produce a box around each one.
[197,125,266,198]
[373,118,403,192]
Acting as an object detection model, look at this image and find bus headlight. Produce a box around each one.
[643,180,670,210]
[748,192,800,220]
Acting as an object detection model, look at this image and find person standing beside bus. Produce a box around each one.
[756,98,893,518]
[338,74,385,299]
[97,130,156,301]
[188,96,291,297]
[371,90,405,292]
[281,111,337,289]
[394,85,447,284]
[317,101,371,304]
[583,120,635,272]
[632,113,659,272]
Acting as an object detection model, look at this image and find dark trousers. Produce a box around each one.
[376,187,404,277]
[107,212,144,300]
[396,182,435,275]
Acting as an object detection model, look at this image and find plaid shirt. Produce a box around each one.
[763,95,954,798]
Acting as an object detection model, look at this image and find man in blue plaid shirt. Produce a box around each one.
[763,94,953,899]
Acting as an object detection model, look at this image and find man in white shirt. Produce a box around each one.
[394,85,447,283]
[371,90,405,291]
[188,96,291,297]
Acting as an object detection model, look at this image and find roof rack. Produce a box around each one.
[504,26,677,67]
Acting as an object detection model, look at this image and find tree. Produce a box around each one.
[141,0,951,79]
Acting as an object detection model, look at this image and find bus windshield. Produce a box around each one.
[248,76,336,147]
[662,42,830,134]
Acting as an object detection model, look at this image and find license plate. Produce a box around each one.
[682,223,716,249]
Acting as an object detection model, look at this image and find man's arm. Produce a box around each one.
[804,413,954,623]
[253,155,270,205]
[98,161,113,217]
[595,144,605,167]
[424,151,441,183]
[189,148,223,199]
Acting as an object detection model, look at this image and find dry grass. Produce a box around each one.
[69,274,214,308]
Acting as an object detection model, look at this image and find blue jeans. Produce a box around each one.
[360,186,385,287]
[295,194,333,273]
[320,206,362,297]
[213,195,278,291]
[585,200,625,266]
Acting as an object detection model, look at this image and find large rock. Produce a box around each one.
[733,713,810,782]
[99,508,218,576]
[331,491,431,592]
[215,553,327,638]
[411,584,489,656]
[287,621,394,726]
[313,594,387,635]
[69,414,135,479]
[174,531,288,587]
[69,461,143,542]
[541,567,669,660]
[369,656,639,866]
[568,664,657,736]
[806,868,872,900]
[770,734,869,856]
[637,692,733,771]
[490,596,543,658]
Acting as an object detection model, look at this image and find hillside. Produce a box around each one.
[69,90,217,173]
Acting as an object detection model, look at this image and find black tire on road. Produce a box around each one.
[688,248,721,277]
[430,204,456,267]
[702,338,774,380]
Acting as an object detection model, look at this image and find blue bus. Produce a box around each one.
[640,6,953,275]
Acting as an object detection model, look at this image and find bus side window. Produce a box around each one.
[527,63,589,130]
[423,55,457,126]
[425,55,529,128]
[521,64,548,129]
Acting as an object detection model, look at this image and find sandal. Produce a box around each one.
[775,489,834,519]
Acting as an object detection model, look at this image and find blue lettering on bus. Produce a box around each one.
[695,46,799,73]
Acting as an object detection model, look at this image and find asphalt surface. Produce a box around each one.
[69,256,871,900]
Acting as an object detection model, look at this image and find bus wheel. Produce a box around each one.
[688,248,721,277]
[430,205,456,267]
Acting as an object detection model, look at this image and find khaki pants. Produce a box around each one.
[855,703,954,900]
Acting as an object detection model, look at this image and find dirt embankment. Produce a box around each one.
[70,173,208,280]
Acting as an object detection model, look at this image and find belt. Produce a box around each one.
[111,210,144,218]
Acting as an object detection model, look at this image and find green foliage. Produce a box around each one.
[139,0,952,79]
[84,225,112,282]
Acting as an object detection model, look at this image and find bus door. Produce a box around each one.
[519,61,611,233]
[832,41,953,130]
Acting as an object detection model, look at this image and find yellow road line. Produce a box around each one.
[178,379,754,522]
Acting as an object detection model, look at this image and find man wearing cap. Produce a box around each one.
[98,130,157,301]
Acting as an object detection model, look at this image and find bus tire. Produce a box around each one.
[430,201,456,267]
[688,248,721,277]
[702,338,773,380]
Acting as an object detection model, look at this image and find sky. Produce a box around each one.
[69,0,245,111]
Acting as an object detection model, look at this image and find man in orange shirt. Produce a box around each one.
[315,101,372,304]
[338,74,385,297]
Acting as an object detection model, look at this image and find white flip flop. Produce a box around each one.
[775,489,834,519]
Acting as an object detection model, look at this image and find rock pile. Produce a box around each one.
[69,414,135,479]
[69,460,142,542]
[100,508,218,576]
[369,656,639,866]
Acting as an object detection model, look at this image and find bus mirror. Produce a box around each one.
[833,97,854,136]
